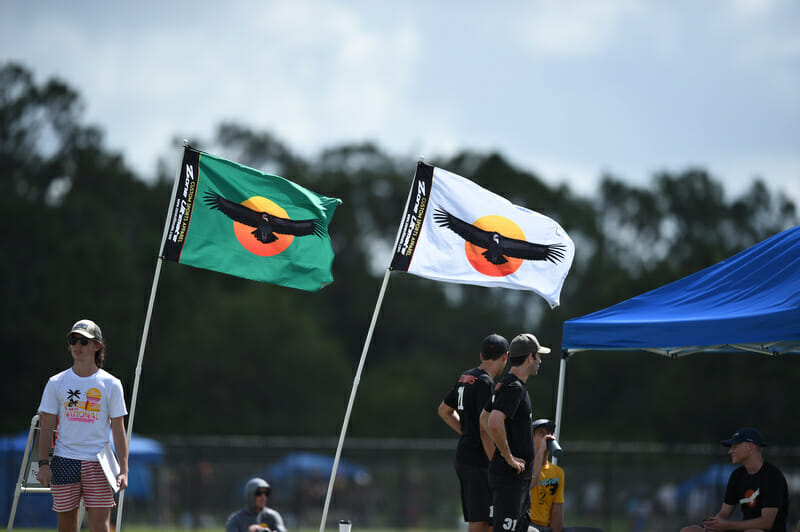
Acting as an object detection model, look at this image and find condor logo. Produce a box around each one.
[739,488,759,507]
[434,208,566,277]
[204,192,324,257]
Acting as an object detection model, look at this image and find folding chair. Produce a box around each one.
[6,414,84,531]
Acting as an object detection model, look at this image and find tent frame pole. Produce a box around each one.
[552,350,568,465]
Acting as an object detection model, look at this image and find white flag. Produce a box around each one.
[390,162,575,308]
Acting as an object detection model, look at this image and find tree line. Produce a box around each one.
[2,61,798,444]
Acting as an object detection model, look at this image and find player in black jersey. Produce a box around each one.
[483,333,551,532]
[439,334,509,532]
[681,428,788,532]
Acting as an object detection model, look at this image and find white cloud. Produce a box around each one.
[722,0,800,65]
[731,0,780,18]
[1,1,798,207]
[203,1,424,152]
[514,0,644,57]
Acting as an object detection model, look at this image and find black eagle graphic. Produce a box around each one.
[204,191,325,244]
[433,207,566,265]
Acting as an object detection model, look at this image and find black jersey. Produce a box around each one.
[487,373,534,482]
[443,367,495,466]
[724,461,788,532]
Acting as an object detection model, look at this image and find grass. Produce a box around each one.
[16,529,456,532]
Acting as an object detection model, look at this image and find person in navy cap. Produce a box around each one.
[680,427,788,532]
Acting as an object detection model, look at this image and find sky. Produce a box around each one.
[2,0,799,205]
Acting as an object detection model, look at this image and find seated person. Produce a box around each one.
[226,477,287,532]
[529,419,563,532]
[680,428,788,532]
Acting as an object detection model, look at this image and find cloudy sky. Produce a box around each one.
[2,0,799,204]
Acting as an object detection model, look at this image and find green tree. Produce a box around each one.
[1,63,166,425]
[2,61,797,444]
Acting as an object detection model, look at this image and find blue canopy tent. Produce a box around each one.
[232,452,371,500]
[553,225,800,439]
[675,463,737,500]
[264,452,370,483]
[0,431,163,527]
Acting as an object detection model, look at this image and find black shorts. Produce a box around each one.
[455,461,492,523]
[490,478,530,532]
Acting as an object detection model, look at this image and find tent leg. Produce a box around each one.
[552,351,568,466]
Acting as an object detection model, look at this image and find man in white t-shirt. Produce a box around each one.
[36,319,129,532]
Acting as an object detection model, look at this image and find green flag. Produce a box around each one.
[161,146,341,291]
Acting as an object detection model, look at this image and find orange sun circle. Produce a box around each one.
[465,215,525,277]
[232,196,293,256]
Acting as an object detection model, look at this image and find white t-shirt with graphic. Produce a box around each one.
[38,368,128,461]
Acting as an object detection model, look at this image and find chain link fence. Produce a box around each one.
[120,436,800,532]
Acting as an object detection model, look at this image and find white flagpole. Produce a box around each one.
[317,268,393,532]
[116,146,185,531]
[317,159,423,532]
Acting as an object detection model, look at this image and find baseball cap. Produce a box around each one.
[481,334,509,356]
[68,319,103,342]
[532,418,556,432]
[721,427,767,447]
[509,333,551,358]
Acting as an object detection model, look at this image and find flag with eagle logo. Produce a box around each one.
[161,146,341,291]
[390,162,574,307]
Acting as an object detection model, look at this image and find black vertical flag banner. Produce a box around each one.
[161,147,200,262]
[390,161,434,272]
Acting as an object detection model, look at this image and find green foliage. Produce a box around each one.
[1,62,797,444]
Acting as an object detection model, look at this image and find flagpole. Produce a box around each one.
[317,159,423,531]
[318,268,393,532]
[116,145,185,532]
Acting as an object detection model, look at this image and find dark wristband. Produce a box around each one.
[38,459,50,466]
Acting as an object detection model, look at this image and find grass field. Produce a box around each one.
[16,529,455,532]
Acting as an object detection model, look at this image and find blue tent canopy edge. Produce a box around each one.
[562,225,800,357]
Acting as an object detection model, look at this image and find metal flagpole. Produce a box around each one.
[115,257,164,531]
[317,268,393,532]
[116,145,185,531]
[317,159,423,532]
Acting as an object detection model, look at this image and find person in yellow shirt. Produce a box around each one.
[529,419,564,532]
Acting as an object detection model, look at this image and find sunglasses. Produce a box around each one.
[68,336,90,346]
[255,489,271,497]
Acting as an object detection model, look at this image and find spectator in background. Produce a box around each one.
[226,478,287,532]
[679,428,789,532]
[528,419,562,532]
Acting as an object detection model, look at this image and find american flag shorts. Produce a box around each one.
[50,456,115,511]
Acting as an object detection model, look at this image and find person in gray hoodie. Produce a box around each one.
[226,477,287,532]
